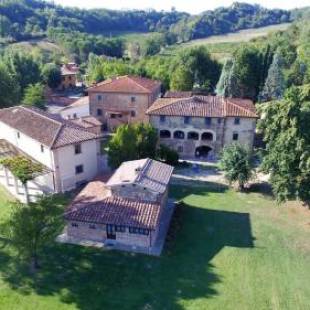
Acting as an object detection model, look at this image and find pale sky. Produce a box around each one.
[52,0,309,14]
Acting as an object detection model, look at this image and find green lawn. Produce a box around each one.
[0,182,309,310]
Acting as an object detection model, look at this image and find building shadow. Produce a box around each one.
[0,185,254,310]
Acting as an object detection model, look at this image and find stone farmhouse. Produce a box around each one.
[0,106,106,202]
[61,158,174,255]
[88,75,161,131]
[147,95,258,159]
[59,63,79,90]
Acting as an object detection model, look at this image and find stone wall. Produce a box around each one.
[150,115,256,158]
[89,86,161,131]
[66,221,154,247]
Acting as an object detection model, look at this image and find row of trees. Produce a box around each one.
[0,50,64,109]
[87,46,221,92]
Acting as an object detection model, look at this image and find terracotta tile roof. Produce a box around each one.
[146,96,257,118]
[164,91,193,98]
[0,106,99,149]
[106,158,174,194]
[64,180,161,230]
[61,63,79,76]
[71,116,102,129]
[87,75,161,94]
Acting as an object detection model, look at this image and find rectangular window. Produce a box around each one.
[97,109,102,116]
[75,165,84,175]
[40,145,44,153]
[177,146,183,153]
[217,118,222,124]
[233,133,239,141]
[75,144,82,155]
[160,115,166,123]
[129,227,139,234]
[98,95,102,101]
[205,117,212,126]
[17,132,20,139]
[131,110,136,117]
[131,96,136,103]
[184,116,191,124]
[73,113,77,119]
[71,223,78,228]
[234,117,240,125]
[115,225,126,233]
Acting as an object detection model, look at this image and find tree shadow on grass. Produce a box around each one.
[0,184,254,310]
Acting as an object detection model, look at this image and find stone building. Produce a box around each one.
[88,75,161,131]
[59,63,79,90]
[147,96,258,159]
[62,158,174,255]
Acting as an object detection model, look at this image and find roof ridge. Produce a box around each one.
[133,158,151,183]
[127,76,151,92]
[20,106,63,126]
[225,98,256,117]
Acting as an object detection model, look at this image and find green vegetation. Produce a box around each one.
[1,195,65,270]
[107,123,158,168]
[258,87,310,205]
[0,183,309,309]
[0,156,43,203]
[219,143,254,191]
[22,83,45,109]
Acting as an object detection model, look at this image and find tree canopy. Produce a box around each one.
[258,87,310,204]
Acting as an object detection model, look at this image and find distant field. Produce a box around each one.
[8,39,62,53]
[162,23,291,61]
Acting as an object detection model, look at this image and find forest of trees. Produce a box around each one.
[0,1,297,45]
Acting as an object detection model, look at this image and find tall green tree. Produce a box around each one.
[22,83,46,110]
[3,51,41,96]
[225,46,262,99]
[216,58,233,96]
[0,62,19,108]
[41,63,61,89]
[1,195,64,270]
[107,123,158,168]
[219,143,254,191]
[259,52,285,102]
[258,87,310,204]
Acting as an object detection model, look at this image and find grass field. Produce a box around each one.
[0,181,309,310]
[162,23,291,61]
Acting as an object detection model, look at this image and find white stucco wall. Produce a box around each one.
[53,139,100,191]
[0,121,54,169]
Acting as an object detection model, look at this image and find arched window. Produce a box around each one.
[174,131,185,139]
[160,130,171,139]
[187,131,199,140]
[202,132,214,141]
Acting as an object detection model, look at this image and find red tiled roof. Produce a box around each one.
[87,75,161,94]
[71,116,102,129]
[65,180,161,230]
[0,106,99,149]
[146,96,257,118]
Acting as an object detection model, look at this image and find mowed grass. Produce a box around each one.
[162,23,291,61]
[0,182,309,310]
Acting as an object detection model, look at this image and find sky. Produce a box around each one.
[52,0,309,14]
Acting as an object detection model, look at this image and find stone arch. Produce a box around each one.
[174,130,185,139]
[160,130,171,139]
[187,131,199,140]
[195,145,212,158]
[201,132,214,141]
